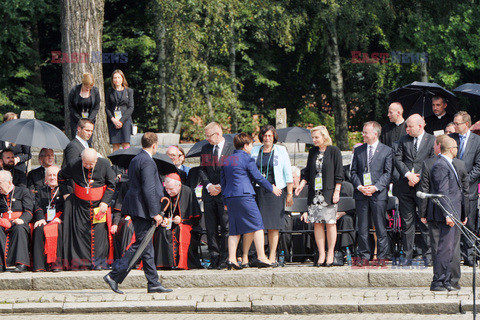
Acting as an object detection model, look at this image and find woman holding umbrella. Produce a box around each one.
[295,126,343,267]
[249,125,293,266]
[67,72,100,138]
[105,70,134,152]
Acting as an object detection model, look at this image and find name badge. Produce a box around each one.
[46,206,56,222]
[165,218,172,230]
[315,174,323,191]
[114,110,122,120]
[195,185,203,198]
[433,130,445,137]
[81,111,89,118]
[363,172,372,186]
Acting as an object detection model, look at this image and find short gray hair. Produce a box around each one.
[0,170,13,182]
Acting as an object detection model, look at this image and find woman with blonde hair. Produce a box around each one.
[67,72,100,138]
[295,126,343,267]
[105,70,134,151]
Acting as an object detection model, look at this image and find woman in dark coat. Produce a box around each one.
[220,133,282,269]
[295,126,343,267]
[105,70,134,151]
[67,73,100,138]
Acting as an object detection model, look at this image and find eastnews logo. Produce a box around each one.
[51,51,128,64]
[351,51,428,64]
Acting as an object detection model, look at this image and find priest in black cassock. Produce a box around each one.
[27,148,56,193]
[0,170,34,272]
[380,102,406,148]
[425,96,453,135]
[1,149,27,187]
[154,173,202,269]
[111,179,135,260]
[32,166,64,272]
[58,148,116,270]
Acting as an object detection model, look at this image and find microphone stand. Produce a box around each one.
[432,197,480,319]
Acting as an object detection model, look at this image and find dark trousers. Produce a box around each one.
[429,220,458,288]
[398,190,430,260]
[204,195,229,262]
[108,217,160,286]
[460,198,478,263]
[356,198,390,260]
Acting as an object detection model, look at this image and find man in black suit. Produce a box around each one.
[62,119,94,168]
[425,95,453,135]
[380,102,406,148]
[426,136,468,291]
[105,132,172,294]
[199,122,234,269]
[395,114,436,263]
[27,148,55,193]
[351,121,393,263]
[0,149,27,187]
[0,112,31,173]
[449,111,480,266]
[420,135,468,290]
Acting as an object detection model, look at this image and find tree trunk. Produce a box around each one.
[156,17,167,133]
[61,0,109,156]
[325,23,349,150]
[229,13,238,133]
[420,62,428,82]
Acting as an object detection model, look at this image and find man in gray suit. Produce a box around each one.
[427,136,468,291]
[351,121,393,264]
[449,111,480,266]
[395,114,436,264]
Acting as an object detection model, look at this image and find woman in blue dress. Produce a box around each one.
[221,133,282,269]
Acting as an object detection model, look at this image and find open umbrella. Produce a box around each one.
[389,81,459,118]
[276,127,313,165]
[0,118,69,149]
[453,83,480,123]
[107,147,178,175]
[185,134,236,158]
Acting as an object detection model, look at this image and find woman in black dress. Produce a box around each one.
[105,70,134,151]
[67,73,100,138]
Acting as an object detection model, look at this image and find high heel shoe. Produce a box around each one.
[226,261,243,270]
[257,260,273,268]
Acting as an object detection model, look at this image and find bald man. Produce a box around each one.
[380,102,407,148]
[58,148,116,270]
[32,165,64,272]
[395,114,436,265]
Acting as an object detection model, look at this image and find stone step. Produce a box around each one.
[1,266,480,291]
[0,287,477,315]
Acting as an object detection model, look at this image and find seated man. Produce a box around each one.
[27,148,56,193]
[32,166,64,272]
[0,170,34,272]
[154,173,202,269]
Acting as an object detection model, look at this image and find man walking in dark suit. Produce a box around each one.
[426,136,468,291]
[199,122,234,269]
[105,132,172,294]
[351,121,393,263]
[395,114,436,264]
[449,111,480,266]
[420,135,468,290]
[62,119,94,168]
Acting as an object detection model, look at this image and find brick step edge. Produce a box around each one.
[0,299,475,314]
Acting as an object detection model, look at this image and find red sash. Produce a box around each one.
[177,223,192,270]
[74,183,106,202]
[44,221,60,263]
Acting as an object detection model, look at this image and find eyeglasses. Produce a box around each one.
[453,122,466,126]
[205,132,219,139]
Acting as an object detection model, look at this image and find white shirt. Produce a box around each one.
[405,131,425,178]
[367,140,379,155]
[213,138,226,161]
[75,135,89,149]
[440,154,458,181]
[459,130,471,155]
[144,149,153,158]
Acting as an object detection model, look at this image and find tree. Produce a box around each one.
[61,0,109,156]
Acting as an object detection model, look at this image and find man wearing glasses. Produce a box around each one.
[449,111,480,266]
[199,122,234,269]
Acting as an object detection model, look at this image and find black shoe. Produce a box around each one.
[226,261,243,270]
[12,264,27,273]
[464,260,476,267]
[103,274,124,294]
[257,260,273,268]
[217,262,227,270]
[451,283,461,290]
[240,262,250,268]
[445,285,459,291]
[147,284,173,293]
[208,257,219,269]
[430,285,447,292]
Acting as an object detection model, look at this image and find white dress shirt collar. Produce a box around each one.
[75,135,89,149]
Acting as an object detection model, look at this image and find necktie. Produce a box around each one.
[213,145,219,167]
[368,145,374,169]
[413,137,418,158]
[459,135,466,159]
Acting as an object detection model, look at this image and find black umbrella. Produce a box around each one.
[389,81,459,118]
[453,83,480,100]
[185,134,236,158]
[0,119,69,149]
[276,127,313,165]
[107,147,178,175]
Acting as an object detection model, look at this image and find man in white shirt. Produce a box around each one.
[62,119,94,168]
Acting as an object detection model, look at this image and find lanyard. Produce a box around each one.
[167,188,181,219]
[260,146,274,179]
[82,165,95,194]
[48,187,59,208]
[3,186,14,218]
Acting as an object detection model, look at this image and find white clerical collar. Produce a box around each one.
[396,120,405,127]
[75,135,89,149]
[436,112,446,119]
